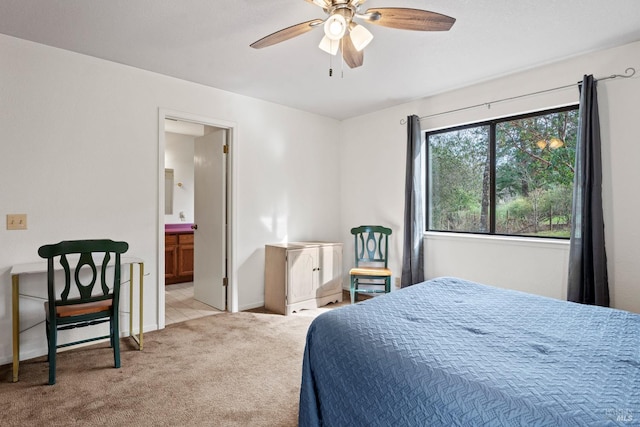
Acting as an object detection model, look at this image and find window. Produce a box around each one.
[426,105,578,238]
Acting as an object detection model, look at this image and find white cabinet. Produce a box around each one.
[265,242,343,315]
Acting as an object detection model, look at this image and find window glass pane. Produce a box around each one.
[428,126,490,232]
[495,110,578,237]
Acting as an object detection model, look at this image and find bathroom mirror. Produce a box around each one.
[165,168,174,214]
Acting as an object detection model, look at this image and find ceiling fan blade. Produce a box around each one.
[342,35,364,69]
[250,19,324,49]
[364,8,455,31]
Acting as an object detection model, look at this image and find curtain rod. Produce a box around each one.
[400,67,636,125]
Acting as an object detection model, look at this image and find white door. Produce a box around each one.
[193,128,226,310]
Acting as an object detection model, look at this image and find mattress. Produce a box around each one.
[299,277,640,426]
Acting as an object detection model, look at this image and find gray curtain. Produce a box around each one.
[401,115,425,287]
[567,75,609,306]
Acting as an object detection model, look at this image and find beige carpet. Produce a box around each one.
[0,306,340,426]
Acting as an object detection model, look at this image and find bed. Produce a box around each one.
[299,277,640,426]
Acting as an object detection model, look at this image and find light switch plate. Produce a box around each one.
[6,214,27,230]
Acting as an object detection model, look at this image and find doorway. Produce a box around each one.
[157,109,238,329]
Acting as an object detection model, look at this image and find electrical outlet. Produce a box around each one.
[395,277,401,288]
[6,214,27,230]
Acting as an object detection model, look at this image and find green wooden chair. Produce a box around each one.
[38,239,129,385]
[349,225,392,304]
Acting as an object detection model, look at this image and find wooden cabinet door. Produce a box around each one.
[287,248,317,304]
[165,234,178,283]
[178,245,194,277]
[178,233,194,278]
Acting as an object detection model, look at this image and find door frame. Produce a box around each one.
[157,108,238,329]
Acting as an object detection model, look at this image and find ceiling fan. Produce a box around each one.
[250,0,456,69]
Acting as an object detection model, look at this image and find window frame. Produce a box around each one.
[425,104,579,239]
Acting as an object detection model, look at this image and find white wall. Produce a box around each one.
[0,34,341,365]
[424,233,570,300]
[164,132,195,224]
[340,40,640,313]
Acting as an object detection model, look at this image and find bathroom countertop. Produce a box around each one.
[165,223,194,234]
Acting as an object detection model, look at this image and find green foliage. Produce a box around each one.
[534,229,571,238]
[504,197,532,219]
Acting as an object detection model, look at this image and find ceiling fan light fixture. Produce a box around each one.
[324,14,347,40]
[349,23,373,51]
[319,35,339,55]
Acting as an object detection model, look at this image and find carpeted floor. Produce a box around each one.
[0,302,346,426]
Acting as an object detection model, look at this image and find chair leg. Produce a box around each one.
[112,315,121,369]
[45,321,50,362]
[109,318,114,349]
[48,325,57,385]
[350,275,356,304]
[385,277,391,293]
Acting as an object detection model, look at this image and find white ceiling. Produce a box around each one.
[1,0,639,120]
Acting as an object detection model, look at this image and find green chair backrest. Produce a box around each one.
[38,239,129,316]
[351,225,392,268]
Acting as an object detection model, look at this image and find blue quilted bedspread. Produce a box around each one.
[299,277,640,426]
